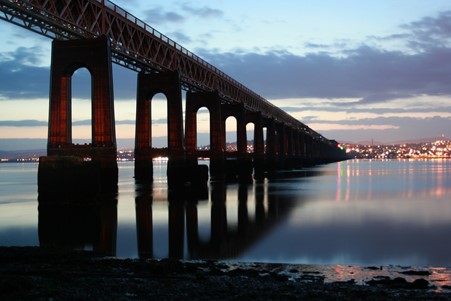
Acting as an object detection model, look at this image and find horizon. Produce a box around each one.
[1,135,450,152]
[1,1,451,145]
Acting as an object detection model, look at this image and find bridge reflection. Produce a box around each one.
[38,195,118,256]
[38,169,322,260]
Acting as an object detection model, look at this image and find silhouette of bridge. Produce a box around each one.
[0,0,347,185]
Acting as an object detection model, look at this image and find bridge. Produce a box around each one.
[0,0,347,187]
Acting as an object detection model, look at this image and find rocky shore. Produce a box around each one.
[1,247,450,300]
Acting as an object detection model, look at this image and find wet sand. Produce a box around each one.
[1,247,450,300]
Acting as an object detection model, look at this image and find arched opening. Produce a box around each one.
[246,123,255,153]
[196,107,210,150]
[151,93,168,149]
[71,67,91,145]
[181,90,187,138]
[225,116,237,152]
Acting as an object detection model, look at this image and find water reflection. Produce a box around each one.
[36,168,315,261]
[38,189,118,256]
[335,159,451,202]
[38,203,117,255]
[133,180,302,260]
[31,160,451,266]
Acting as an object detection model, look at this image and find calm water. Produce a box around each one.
[1,159,451,268]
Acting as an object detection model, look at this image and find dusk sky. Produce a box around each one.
[1,0,451,149]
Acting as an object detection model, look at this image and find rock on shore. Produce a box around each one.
[0,247,450,300]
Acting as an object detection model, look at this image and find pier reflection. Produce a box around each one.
[134,178,301,260]
[37,192,118,256]
[37,169,320,261]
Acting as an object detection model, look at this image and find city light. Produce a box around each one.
[342,140,451,159]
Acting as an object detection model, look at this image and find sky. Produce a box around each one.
[1,0,451,149]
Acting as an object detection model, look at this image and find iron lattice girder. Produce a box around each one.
[0,0,327,142]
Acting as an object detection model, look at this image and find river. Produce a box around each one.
[1,159,451,268]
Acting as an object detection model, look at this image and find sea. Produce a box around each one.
[1,159,451,285]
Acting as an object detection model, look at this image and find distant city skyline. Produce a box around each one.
[1,0,451,150]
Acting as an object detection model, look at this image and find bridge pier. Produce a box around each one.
[186,91,225,182]
[221,103,253,183]
[274,123,287,171]
[134,71,209,190]
[135,71,184,180]
[245,111,265,181]
[39,35,118,197]
[263,118,277,178]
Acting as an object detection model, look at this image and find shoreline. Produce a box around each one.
[1,247,450,300]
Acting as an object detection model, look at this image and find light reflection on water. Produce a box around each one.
[0,159,451,268]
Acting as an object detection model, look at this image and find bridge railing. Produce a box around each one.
[0,0,332,144]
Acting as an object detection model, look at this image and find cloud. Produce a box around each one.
[192,10,451,104]
[313,116,451,143]
[142,4,223,26]
[168,32,192,44]
[198,44,451,103]
[152,118,168,125]
[181,5,223,19]
[73,119,137,126]
[0,120,47,127]
[0,119,138,127]
[402,10,451,51]
[116,120,136,125]
[143,8,185,25]
[311,123,399,131]
[0,47,49,99]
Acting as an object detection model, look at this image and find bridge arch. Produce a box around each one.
[195,106,211,151]
[225,116,237,152]
[71,67,92,145]
[245,111,264,156]
[185,91,224,156]
[246,122,255,154]
[135,71,183,154]
[151,93,168,149]
[220,103,247,156]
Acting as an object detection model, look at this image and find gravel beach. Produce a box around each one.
[1,247,450,300]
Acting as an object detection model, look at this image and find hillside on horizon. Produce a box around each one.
[342,136,450,146]
[1,136,450,152]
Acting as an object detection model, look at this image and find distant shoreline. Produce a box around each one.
[2,156,451,164]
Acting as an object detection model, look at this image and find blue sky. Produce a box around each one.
[1,0,451,149]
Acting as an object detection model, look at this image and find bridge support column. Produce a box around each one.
[285,127,295,170]
[186,91,225,182]
[292,130,302,169]
[39,36,117,197]
[275,123,287,170]
[246,112,265,181]
[221,103,252,183]
[264,118,277,178]
[304,135,315,166]
[135,71,185,180]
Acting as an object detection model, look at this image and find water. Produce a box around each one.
[1,159,451,268]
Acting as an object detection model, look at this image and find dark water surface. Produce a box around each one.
[1,159,451,268]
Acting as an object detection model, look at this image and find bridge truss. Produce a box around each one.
[0,0,326,141]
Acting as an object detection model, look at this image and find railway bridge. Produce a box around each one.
[0,0,347,188]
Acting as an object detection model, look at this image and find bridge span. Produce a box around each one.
[0,0,347,187]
